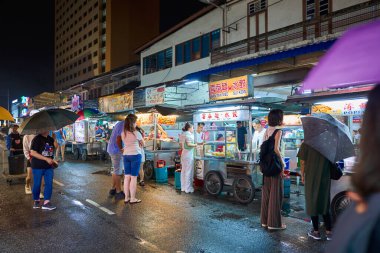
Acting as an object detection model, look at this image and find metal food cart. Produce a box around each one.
[70,120,107,161]
[193,105,261,204]
[136,111,182,180]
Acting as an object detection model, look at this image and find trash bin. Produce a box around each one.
[8,155,25,175]
[154,166,168,184]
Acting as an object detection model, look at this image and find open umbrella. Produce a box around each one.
[76,108,99,120]
[19,109,79,135]
[302,20,380,91]
[0,106,15,121]
[301,114,355,163]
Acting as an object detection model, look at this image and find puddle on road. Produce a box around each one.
[211,213,245,221]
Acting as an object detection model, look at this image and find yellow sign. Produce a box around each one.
[158,115,177,125]
[98,92,133,113]
[209,75,252,101]
[137,113,154,126]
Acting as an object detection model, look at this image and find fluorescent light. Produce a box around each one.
[303,90,312,94]
[185,80,199,85]
[251,74,258,76]
[198,106,243,112]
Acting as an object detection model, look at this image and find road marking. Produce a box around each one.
[85,199,115,215]
[53,179,65,186]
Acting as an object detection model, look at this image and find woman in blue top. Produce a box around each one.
[53,128,66,162]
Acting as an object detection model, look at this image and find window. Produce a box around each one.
[248,0,267,16]
[94,27,98,33]
[94,14,98,20]
[143,47,172,75]
[184,41,191,63]
[201,33,210,58]
[83,68,87,73]
[93,63,98,69]
[93,39,98,45]
[88,66,92,71]
[192,37,201,60]
[175,44,183,65]
[93,51,98,57]
[88,55,91,60]
[305,0,329,20]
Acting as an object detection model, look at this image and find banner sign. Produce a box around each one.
[158,115,177,125]
[194,109,250,122]
[312,99,367,116]
[133,89,146,108]
[146,86,165,106]
[71,95,81,111]
[137,113,154,126]
[209,75,253,101]
[98,91,133,113]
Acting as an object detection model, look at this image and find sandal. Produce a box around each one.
[268,224,286,230]
[261,224,268,228]
[124,199,130,204]
[130,199,142,204]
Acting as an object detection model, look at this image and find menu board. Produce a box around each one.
[98,91,133,113]
[209,75,253,101]
[146,86,165,106]
[194,110,250,122]
[137,113,154,126]
[133,89,146,108]
[312,99,367,116]
[158,115,177,125]
[74,121,87,143]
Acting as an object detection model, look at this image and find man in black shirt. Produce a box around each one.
[8,124,23,156]
[30,131,57,210]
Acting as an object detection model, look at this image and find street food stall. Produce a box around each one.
[136,111,182,180]
[193,105,260,204]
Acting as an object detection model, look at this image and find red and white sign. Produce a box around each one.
[194,110,250,122]
[146,86,165,106]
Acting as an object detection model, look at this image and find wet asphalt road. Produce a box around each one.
[0,159,327,253]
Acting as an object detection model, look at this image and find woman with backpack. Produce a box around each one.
[260,109,286,230]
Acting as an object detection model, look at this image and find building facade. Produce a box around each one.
[54,0,159,92]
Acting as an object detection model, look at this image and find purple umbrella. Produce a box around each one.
[302,20,380,91]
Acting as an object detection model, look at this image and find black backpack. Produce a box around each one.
[259,129,283,177]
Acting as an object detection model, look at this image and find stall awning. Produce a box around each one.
[185,40,336,80]
[287,85,373,104]
[114,80,140,93]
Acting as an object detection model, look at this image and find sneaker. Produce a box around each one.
[114,191,126,201]
[33,201,40,209]
[326,232,333,241]
[25,185,32,195]
[42,202,57,211]
[40,193,44,199]
[139,181,145,187]
[109,188,117,196]
[308,230,321,240]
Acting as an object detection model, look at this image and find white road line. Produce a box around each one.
[53,179,65,186]
[85,199,115,215]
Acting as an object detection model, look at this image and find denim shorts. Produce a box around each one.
[110,153,123,176]
[123,154,142,176]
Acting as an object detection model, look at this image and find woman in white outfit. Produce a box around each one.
[180,123,197,193]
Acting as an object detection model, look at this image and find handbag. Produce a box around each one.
[330,162,343,180]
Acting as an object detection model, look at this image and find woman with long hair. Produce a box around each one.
[327,85,380,252]
[261,109,286,230]
[180,122,197,193]
[121,114,144,204]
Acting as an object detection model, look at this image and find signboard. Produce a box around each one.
[312,99,367,116]
[209,75,253,101]
[194,109,250,122]
[133,89,146,108]
[98,91,133,113]
[146,86,165,106]
[74,121,87,143]
[137,113,154,126]
[71,95,81,111]
[283,115,302,126]
[158,115,177,125]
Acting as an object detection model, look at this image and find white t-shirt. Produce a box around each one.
[23,134,36,160]
[121,130,143,155]
[252,128,266,151]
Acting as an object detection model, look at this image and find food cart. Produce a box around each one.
[136,111,182,180]
[193,105,261,204]
[70,119,107,161]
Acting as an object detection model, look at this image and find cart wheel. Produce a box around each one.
[232,175,255,204]
[331,191,351,223]
[73,148,80,160]
[144,161,154,180]
[204,171,223,196]
[81,150,88,161]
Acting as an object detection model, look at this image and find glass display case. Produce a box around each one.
[203,127,238,159]
[282,126,304,171]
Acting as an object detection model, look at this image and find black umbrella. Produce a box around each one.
[19,109,79,135]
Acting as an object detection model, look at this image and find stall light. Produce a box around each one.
[251,106,259,110]
[184,80,199,85]
[198,106,243,112]
[303,89,312,94]
[315,98,368,107]
[251,73,258,77]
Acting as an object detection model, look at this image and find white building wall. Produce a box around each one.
[267,0,303,31]
[165,82,209,107]
[333,0,369,11]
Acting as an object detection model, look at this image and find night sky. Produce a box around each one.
[0,0,206,109]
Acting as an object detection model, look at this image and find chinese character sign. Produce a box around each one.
[72,95,81,112]
[146,86,165,106]
[194,110,250,122]
[312,99,367,116]
[209,75,253,101]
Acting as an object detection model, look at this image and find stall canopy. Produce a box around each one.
[135,104,180,116]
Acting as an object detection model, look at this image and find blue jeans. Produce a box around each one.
[123,154,142,176]
[32,168,54,201]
